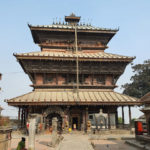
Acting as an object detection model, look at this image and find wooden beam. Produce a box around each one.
[115,108,118,128]
[129,106,132,129]
[18,107,20,121]
[108,110,111,129]
[21,108,23,128]
[23,109,25,127]
[122,106,124,128]
[8,101,141,106]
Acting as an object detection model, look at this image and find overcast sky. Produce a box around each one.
[1,0,150,122]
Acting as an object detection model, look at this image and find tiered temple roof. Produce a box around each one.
[7,14,140,106]
[7,89,140,106]
[14,51,134,62]
[28,23,118,32]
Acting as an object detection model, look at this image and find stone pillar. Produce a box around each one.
[122,106,125,128]
[28,116,36,150]
[51,117,58,147]
[129,106,132,128]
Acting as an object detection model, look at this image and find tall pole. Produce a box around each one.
[75,26,79,102]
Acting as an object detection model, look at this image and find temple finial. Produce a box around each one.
[65,13,81,26]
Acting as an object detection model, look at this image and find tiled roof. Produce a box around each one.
[7,89,140,105]
[14,51,134,61]
[141,107,150,111]
[29,24,118,32]
[141,92,150,103]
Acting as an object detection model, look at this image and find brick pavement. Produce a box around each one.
[56,134,94,150]
[11,134,54,150]
[10,131,139,150]
[92,140,140,150]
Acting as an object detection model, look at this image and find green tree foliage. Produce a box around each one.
[122,60,150,98]
[131,118,136,126]
[118,117,122,124]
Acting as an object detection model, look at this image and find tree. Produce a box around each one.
[131,118,136,126]
[122,59,150,98]
[118,117,122,124]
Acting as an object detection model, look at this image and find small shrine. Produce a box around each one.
[141,92,150,135]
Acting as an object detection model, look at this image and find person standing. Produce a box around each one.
[26,121,29,135]
[16,137,27,150]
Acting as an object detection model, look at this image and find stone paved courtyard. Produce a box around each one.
[11,132,54,150]
[92,140,140,150]
[10,131,140,150]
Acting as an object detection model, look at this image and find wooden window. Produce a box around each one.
[68,74,76,84]
[44,74,54,84]
[62,74,67,84]
[96,75,105,84]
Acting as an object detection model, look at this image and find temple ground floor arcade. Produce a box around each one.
[17,105,135,131]
[7,89,140,132]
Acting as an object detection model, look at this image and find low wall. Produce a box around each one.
[0,127,12,150]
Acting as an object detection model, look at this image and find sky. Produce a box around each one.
[0,0,150,122]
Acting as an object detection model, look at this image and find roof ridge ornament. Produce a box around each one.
[70,13,76,17]
[59,18,61,25]
[65,13,81,26]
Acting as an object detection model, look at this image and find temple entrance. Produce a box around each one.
[71,115,80,130]
[72,117,78,130]
[46,113,62,131]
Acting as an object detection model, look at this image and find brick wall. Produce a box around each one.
[35,74,43,85]
[57,75,65,85]
[105,75,113,86]
[85,75,92,85]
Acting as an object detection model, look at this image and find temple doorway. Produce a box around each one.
[46,113,62,131]
[71,115,80,130]
[72,117,78,129]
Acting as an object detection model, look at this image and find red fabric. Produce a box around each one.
[137,122,143,132]
[26,123,29,129]
[40,123,42,130]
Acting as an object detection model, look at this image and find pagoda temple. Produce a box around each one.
[7,14,140,131]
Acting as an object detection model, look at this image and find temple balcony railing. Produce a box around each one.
[31,84,117,89]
